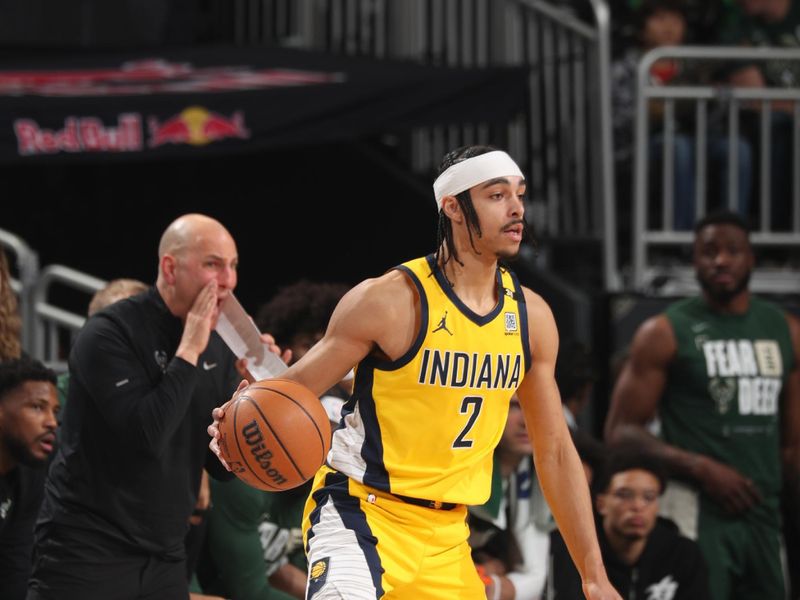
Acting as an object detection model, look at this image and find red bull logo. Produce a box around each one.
[148,106,250,147]
[14,114,143,155]
[12,106,251,157]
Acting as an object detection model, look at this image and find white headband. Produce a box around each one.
[432,151,524,210]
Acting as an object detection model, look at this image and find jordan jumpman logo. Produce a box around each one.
[432,311,454,335]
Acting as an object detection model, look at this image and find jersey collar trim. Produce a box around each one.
[425,254,504,326]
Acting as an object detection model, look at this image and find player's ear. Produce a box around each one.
[441,195,463,224]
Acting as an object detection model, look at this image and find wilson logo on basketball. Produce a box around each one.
[242,419,288,486]
[219,379,331,492]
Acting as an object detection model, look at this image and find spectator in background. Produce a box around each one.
[616,0,742,44]
[719,0,800,87]
[717,0,800,229]
[0,249,22,361]
[612,0,752,229]
[605,211,800,600]
[469,395,554,600]
[257,279,353,424]
[0,358,59,600]
[255,280,351,365]
[27,214,281,600]
[548,448,710,599]
[86,278,149,319]
[199,280,349,600]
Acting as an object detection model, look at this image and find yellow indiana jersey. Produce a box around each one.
[328,255,531,505]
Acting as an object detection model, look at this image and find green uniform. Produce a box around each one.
[661,296,793,600]
[201,477,310,600]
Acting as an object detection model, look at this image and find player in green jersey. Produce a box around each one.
[605,210,800,600]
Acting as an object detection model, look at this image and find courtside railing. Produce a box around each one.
[0,227,105,369]
[633,46,800,295]
[32,265,105,369]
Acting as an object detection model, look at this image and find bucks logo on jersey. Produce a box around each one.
[701,339,783,416]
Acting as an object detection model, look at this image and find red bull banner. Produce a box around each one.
[0,46,527,162]
[13,107,250,156]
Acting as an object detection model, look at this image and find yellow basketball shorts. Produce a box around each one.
[301,465,485,600]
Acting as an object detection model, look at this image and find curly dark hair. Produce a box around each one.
[0,249,22,361]
[0,356,57,403]
[255,280,350,348]
[594,444,668,495]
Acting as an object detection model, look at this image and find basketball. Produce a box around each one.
[218,379,332,491]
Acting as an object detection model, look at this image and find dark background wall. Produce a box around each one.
[3,142,441,316]
[0,0,219,48]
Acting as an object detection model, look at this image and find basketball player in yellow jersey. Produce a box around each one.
[209,146,620,600]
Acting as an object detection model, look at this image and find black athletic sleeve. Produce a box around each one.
[204,359,242,482]
[205,445,235,482]
[70,315,199,459]
[0,468,44,600]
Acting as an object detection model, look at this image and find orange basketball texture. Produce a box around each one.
[218,379,332,491]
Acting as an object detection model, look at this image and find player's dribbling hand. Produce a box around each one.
[208,379,249,471]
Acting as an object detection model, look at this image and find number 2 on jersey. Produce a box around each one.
[453,396,483,448]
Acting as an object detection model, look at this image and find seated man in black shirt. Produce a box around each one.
[548,448,709,600]
[0,357,59,600]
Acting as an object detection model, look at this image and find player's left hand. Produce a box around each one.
[208,379,249,470]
